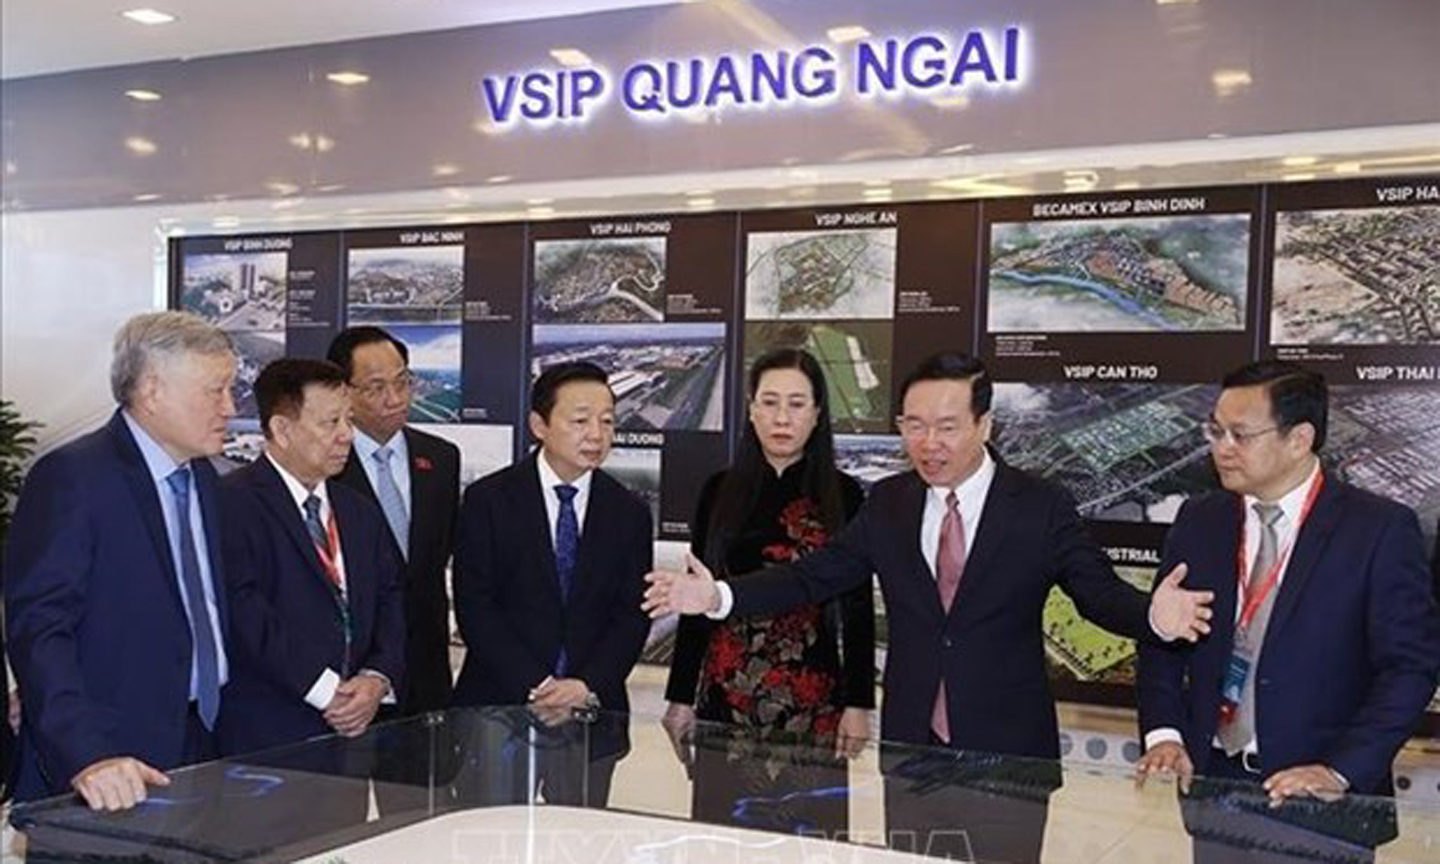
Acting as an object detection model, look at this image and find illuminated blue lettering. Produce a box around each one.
[750,51,789,102]
[481,76,520,123]
[902,35,947,88]
[666,59,703,108]
[703,55,745,108]
[792,46,837,98]
[520,72,554,120]
[951,31,999,85]
[570,69,606,118]
[1004,26,1020,80]
[855,40,897,95]
[623,63,665,113]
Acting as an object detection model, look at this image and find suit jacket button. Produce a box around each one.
[941,637,954,649]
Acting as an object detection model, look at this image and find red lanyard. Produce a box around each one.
[1233,471,1323,632]
[313,511,344,591]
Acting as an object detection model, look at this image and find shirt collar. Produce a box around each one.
[1244,459,1322,525]
[265,452,332,515]
[537,449,593,497]
[929,448,996,509]
[122,410,188,484]
[353,427,407,465]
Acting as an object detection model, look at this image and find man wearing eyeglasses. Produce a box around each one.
[645,351,1214,863]
[1136,361,1439,864]
[327,326,460,815]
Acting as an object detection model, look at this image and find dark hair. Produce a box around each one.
[898,352,992,419]
[256,358,348,439]
[703,349,847,572]
[1221,361,1328,452]
[326,326,409,381]
[530,361,612,422]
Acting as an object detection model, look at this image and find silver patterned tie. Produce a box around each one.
[1219,501,1284,756]
[372,446,410,561]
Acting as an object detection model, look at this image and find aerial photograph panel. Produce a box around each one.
[745,320,893,434]
[992,382,1220,524]
[1270,205,1440,345]
[388,324,463,423]
[745,228,897,320]
[347,245,464,325]
[988,215,1249,333]
[533,237,666,324]
[532,322,725,432]
[182,252,287,332]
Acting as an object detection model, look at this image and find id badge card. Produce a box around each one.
[1220,652,1252,706]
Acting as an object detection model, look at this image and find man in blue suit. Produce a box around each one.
[5,311,236,810]
[1136,361,1440,863]
[217,358,405,756]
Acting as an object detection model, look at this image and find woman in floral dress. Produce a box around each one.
[663,348,873,835]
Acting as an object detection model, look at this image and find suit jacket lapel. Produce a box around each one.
[252,458,333,591]
[331,489,368,617]
[951,462,1017,612]
[193,460,230,635]
[896,472,946,621]
[1265,475,1342,642]
[517,455,563,605]
[109,413,185,612]
[403,428,439,560]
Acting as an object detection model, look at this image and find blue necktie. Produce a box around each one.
[303,494,329,554]
[372,446,410,561]
[166,467,222,729]
[553,484,579,676]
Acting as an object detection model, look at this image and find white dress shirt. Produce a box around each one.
[1143,460,1323,756]
[536,449,594,550]
[352,427,412,516]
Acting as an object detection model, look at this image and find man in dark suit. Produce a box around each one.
[327,327,459,818]
[452,361,652,808]
[5,311,236,810]
[218,358,405,756]
[1135,361,1440,864]
[327,327,459,718]
[645,352,1213,862]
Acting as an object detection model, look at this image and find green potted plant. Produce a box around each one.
[1,397,39,800]
[0,398,41,546]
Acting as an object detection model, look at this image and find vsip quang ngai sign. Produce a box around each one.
[480,26,1027,128]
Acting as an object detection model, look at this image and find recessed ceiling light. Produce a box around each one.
[1211,68,1253,96]
[432,163,461,178]
[827,26,871,43]
[549,48,593,68]
[132,193,162,202]
[526,197,554,206]
[939,143,975,155]
[326,71,370,86]
[1281,155,1319,167]
[862,180,892,188]
[1281,173,1317,182]
[1332,162,1363,175]
[687,197,716,209]
[527,206,556,217]
[485,174,513,184]
[121,8,176,25]
[125,89,162,102]
[124,136,157,156]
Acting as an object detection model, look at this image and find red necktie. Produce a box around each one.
[932,491,966,743]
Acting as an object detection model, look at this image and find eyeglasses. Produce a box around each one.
[352,372,415,401]
[1201,421,1279,447]
[895,416,965,440]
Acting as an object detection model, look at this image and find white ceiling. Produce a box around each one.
[0,0,683,79]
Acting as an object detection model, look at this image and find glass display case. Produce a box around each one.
[9,706,1438,863]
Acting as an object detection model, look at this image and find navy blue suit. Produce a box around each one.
[4,412,230,802]
[1138,475,1440,797]
[450,453,651,808]
[216,457,405,755]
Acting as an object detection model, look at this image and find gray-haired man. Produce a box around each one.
[5,311,236,811]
